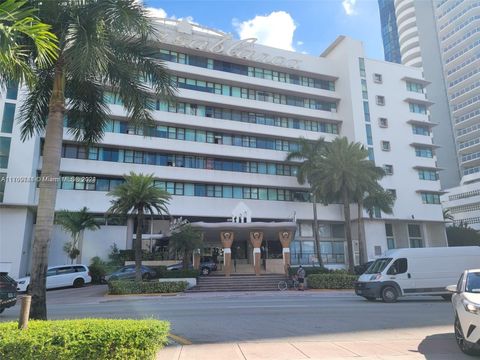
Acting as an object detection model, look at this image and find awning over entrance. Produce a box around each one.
[190,221,297,277]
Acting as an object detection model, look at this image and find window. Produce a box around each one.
[412,125,430,136]
[415,147,433,158]
[0,137,11,168]
[368,147,375,161]
[421,192,441,204]
[385,224,395,249]
[376,96,385,106]
[0,172,6,202]
[381,141,391,151]
[373,73,383,83]
[408,224,423,248]
[379,117,388,128]
[406,81,424,93]
[383,164,393,175]
[365,124,373,145]
[409,102,427,114]
[1,103,15,133]
[387,258,407,275]
[418,169,438,181]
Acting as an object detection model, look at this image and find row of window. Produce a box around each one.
[61,143,299,176]
[455,107,480,124]
[441,13,480,40]
[449,65,479,88]
[412,125,431,136]
[99,119,300,152]
[447,52,480,78]
[421,193,441,204]
[415,147,434,158]
[155,49,335,90]
[172,76,338,112]
[385,223,424,249]
[409,103,427,114]
[439,2,480,31]
[459,136,480,150]
[406,81,424,93]
[106,94,339,134]
[444,27,480,58]
[452,93,480,112]
[448,189,480,201]
[56,175,312,202]
[359,58,375,162]
[462,150,480,163]
[449,202,480,214]
[457,122,480,137]
[437,0,463,19]
[418,169,439,181]
[464,166,480,176]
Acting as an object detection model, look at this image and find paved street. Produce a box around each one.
[0,286,470,359]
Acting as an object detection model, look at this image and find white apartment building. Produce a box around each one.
[0,19,446,278]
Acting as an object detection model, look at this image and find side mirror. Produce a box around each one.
[446,285,458,293]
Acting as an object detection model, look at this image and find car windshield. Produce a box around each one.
[364,258,393,274]
[466,272,480,293]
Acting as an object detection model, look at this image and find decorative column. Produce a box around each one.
[220,231,234,276]
[192,249,201,270]
[279,230,293,276]
[250,231,264,276]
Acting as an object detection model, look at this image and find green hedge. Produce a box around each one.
[307,273,358,289]
[149,266,199,279]
[288,266,333,276]
[108,280,188,295]
[0,319,169,360]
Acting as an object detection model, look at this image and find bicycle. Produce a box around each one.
[278,276,299,291]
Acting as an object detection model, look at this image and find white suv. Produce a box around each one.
[16,265,92,292]
[448,269,480,355]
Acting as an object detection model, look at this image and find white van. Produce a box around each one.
[354,246,480,302]
[16,264,91,292]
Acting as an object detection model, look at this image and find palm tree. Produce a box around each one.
[20,1,175,319]
[108,172,171,282]
[55,207,100,264]
[169,224,203,270]
[0,0,58,85]
[286,137,326,267]
[443,208,454,222]
[313,137,383,273]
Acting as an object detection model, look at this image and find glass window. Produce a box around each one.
[0,172,6,202]
[387,258,407,275]
[0,137,11,168]
[6,82,18,100]
[96,179,110,191]
[1,103,15,133]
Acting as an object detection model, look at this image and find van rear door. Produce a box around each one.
[386,258,414,295]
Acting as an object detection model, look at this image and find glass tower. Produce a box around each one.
[378,0,402,63]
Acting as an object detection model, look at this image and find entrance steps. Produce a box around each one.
[187,274,287,292]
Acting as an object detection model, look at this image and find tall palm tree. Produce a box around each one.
[313,137,383,272]
[286,137,326,267]
[21,0,175,319]
[0,0,58,85]
[55,207,100,264]
[108,172,171,282]
[443,208,454,222]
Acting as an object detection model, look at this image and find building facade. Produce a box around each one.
[0,19,447,278]
[378,0,402,63]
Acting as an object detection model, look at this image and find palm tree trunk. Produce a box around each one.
[183,250,189,270]
[357,201,367,264]
[29,62,65,320]
[77,230,83,264]
[343,189,355,273]
[135,209,144,281]
[312,193,323,267]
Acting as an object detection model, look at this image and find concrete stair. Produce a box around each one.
[187,274,287,292]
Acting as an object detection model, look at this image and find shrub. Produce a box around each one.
[89,256,107,284]
[307,273,358,289]
[289,266,332,277]
[0,319,169,360]
[108,280,188,295]
[161,269,199,278]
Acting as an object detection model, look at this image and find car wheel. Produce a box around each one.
[364,296,376,301]
[441,294,452,301]
[73,278,85,288]
[455,315,480,355]
[381,286,398,303]
[201,267,210,276]
[278,280,287,291]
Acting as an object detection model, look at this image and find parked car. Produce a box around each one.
[167,257,217,275]
[0,273,17,314]
[354,261,374,275]
[354,246,480,302]
[16,265,91,292]
[107,265,156,281]
[447,269,480,355]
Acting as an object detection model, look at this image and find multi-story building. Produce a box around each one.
[388,0,461,190]
[0,19,447,278]
[378,0,402,63]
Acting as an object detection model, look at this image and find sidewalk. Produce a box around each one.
[157,337,470,360]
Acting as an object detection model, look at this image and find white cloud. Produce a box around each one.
[145,7,167,19]
[233,11,297,51]
[297,40,304,46]
[342,0,357,16]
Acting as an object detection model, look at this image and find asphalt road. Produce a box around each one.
[0,286,455,345]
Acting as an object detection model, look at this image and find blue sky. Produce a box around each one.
[143,0,384,60]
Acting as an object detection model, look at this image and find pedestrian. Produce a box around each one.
[296,265,306,291]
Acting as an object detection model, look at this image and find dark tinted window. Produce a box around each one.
[466,272,480,293]
[387,258,407,275]
[56,266,75,275]
[74,266,87,273]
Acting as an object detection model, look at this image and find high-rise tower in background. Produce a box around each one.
[385,0,461,190]
[378,0,402,63]
[384,0,480,228]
